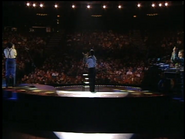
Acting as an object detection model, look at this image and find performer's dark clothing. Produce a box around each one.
[88,67,96,92]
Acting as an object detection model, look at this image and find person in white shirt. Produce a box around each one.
[4,42,17,87]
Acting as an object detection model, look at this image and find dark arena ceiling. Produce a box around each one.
[2,1,184,30]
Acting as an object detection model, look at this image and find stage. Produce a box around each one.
[2,83,184,138]
[2,83,166,98]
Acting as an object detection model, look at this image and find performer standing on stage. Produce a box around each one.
[4,42,17,87]
[83,49,97,92]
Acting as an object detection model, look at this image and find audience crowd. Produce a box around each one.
[2,29,184,87]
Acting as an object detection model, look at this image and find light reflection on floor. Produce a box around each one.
[56,90,129,98]
[53,132,134,139]
[55,85,164,98]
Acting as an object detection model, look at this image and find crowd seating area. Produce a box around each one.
[2,29,184,87]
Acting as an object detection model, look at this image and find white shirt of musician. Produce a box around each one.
[4,45,17,58]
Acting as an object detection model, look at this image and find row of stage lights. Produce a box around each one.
[26,2,170,9]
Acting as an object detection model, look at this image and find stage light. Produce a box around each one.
[137,3,141,8]
[32,3,36,7]
[72,5,75,9]
[118,5,122,9]
[26,2,30,7]
[103,5,107,9]
[159,3,162,7]
[151,3,155,7]
[164,2,168,6]
[87,5,91,9]
[39,3,44,8]
[54,4,58,8]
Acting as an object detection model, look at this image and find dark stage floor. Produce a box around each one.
[2,83,184,139]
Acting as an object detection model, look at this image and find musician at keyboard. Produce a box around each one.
[171,46,184,68]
